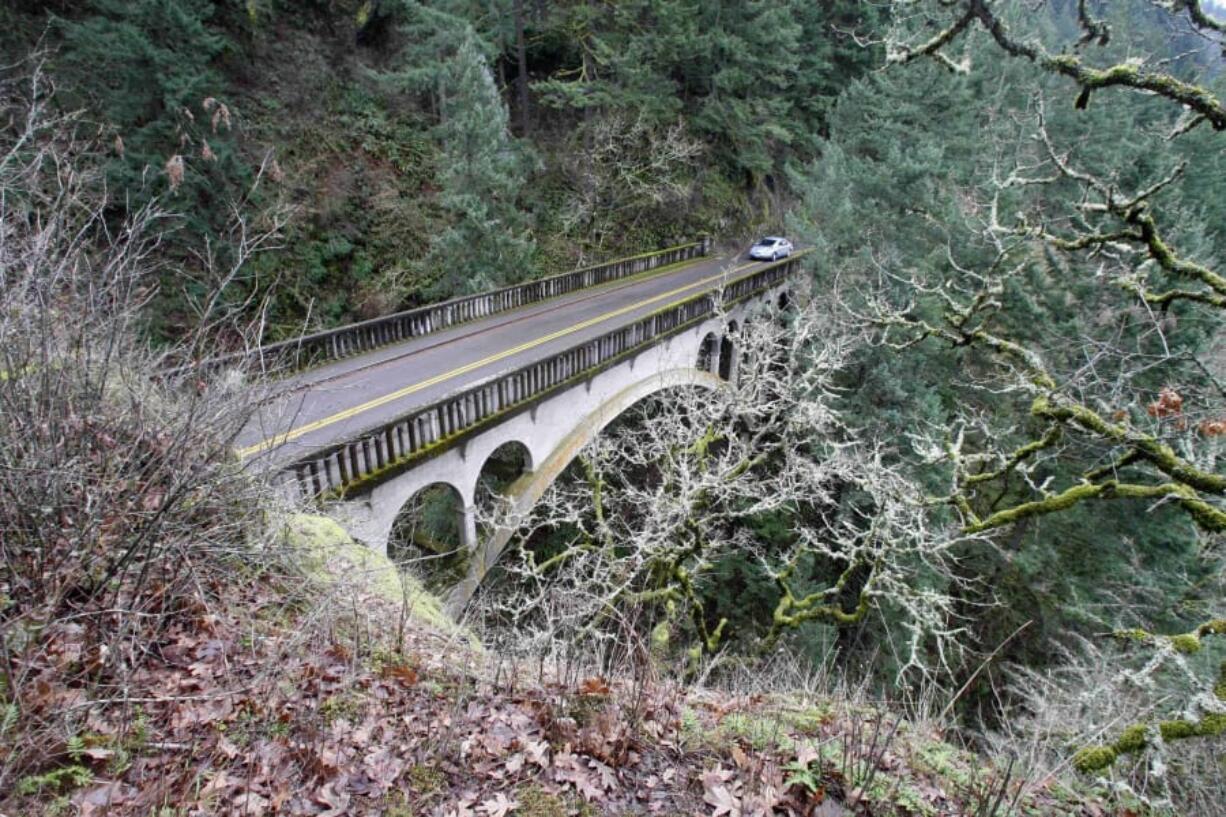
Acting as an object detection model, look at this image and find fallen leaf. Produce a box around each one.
[525,739,550,767]
[579,676,611,696]
[231,790,271,816]
[702,767,741,817]
[382,663,418,686]
[314,778,351,817]
[479,792,518,817]
[73,781,135,817]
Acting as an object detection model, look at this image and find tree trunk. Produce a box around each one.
[515,0,531,136]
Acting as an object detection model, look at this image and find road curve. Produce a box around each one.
[236,249,772,469]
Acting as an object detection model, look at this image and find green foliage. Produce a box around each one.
[14,0,886,336]
[782,757,822,794]
[788,1,1226,717]
[424,33,536,295]
[380,0,499,100]
[49,0,280,341]
[516,784,567,817]
[54,0,248,220]
[15,736,92,797]
[15,764,92,797]
[535,0,880,181]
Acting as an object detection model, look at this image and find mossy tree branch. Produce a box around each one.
[1074,622,1226,772]
[764,557,875,650]
[882,302,1226,535]
[492,303,963,678]
[879,0,1226,774]
[889,0,1226,129]
[1159,0,1226,34]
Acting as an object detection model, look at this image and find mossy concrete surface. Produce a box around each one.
[280,512,462,636]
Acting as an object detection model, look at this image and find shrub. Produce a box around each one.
[0,56,284,792]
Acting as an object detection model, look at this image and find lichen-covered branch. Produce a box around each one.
[1155,0,1226,33]
[875,247,1226,536]
[1112,619,1226,654]
[1073,623,1226,772]
[963,424,1063,487]
[482,303,964,677]
[765,558,874,648]
[888,0,1226,129]
[876,0,1226,778]
[964,478,1226,534]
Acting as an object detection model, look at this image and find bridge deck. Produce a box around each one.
[237,250,767,468]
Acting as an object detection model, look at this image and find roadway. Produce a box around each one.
[236,248,771,468]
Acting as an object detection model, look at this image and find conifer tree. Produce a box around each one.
[56,0,238,209]
[383,0,506,114]
[428,33,535,295]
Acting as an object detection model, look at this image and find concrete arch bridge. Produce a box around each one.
[232,242,810,614]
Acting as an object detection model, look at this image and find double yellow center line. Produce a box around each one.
[237,258,759,459]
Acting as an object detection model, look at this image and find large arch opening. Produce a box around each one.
[697,332,720,373]
[467,379,739,658]
[388,481,468,592]
[450,368,727,614]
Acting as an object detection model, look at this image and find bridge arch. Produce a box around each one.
[326,279,797,615]
[445,366,725,614]
[473,440,534,515]
[387,480,471,591]
[697,331,720,374]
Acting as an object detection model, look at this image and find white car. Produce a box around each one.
[748,236,793,261]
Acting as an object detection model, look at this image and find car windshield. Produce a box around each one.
[755,238,778,246]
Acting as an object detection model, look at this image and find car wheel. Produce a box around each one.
[771,251,778,262]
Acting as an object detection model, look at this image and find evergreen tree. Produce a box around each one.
[54,0,267,340]
[428,34,535,295]
[533,0,882,185]
[56,0,240,212]
[382,0,508,113]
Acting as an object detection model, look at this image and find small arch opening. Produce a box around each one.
[389,481,468,592]
[475,441,533,510]
[718,322,739,381]
[697,332,720,373]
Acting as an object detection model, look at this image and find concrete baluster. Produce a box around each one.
[320,456,336,494]
[295,463,312,499]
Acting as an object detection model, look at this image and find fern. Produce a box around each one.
[15,765,93,797]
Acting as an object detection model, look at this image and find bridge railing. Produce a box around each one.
[283,250,808,500]
[177,239,711,380]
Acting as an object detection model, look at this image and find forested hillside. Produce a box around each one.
[0,0,875,342]
[1,1,1224,815]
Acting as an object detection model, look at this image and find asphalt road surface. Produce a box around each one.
[236,249,770,468]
